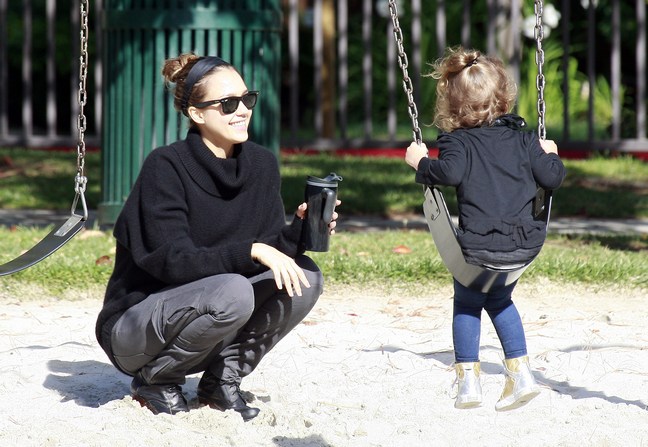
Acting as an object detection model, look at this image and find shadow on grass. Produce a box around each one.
[0,150,102,210]
[561,234,648,252]
[2,149,647,219]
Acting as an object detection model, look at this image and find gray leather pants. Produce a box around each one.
[110,255,323,385]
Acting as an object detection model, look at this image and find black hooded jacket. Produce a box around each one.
[415,115,566,265]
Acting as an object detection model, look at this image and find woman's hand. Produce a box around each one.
[251,242,310,297]
[540,139,558,155]
[406,142,428,170]
[295,202,307,220]
[296,199,342,235]
[328,199,341,235]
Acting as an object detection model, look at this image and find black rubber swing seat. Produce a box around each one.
[422,185,552,293]
[0,0,91,277]
[0,214,86,276]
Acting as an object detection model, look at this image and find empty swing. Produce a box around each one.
[0,0,91,276]
[388,0,553,293]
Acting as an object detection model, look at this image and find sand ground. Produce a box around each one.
[0,281,647,447]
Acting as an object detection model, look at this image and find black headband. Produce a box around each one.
[180,56,229,114]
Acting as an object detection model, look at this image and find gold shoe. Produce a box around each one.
[454,362,482,409]
[495,355,541,411]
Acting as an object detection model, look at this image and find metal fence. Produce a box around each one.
[0,0,103,147]
[0,0,646,152]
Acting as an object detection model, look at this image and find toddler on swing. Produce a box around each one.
[405,46,566,411]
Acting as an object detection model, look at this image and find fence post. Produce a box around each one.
[98,1,282,226]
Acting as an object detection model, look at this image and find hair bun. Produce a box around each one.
[162,53,200,84]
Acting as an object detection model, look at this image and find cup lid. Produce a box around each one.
[306,172,343,187]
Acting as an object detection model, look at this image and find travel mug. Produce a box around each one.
[302,172,343,252]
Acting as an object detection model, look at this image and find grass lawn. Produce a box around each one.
[0,148,646,298]
[0,148,647,219]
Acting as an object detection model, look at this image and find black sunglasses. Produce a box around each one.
[193,91,259,114]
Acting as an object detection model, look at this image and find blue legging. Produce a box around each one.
[452,278,528,363]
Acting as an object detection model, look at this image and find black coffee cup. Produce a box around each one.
[302,172,343,252]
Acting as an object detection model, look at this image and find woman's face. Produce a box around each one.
[188,67,253,155]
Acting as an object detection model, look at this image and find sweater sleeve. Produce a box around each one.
[415,133,467,187]
[527,134,567,190]
[115,150,261,285]
[250,152,305,258]
[258,209,305,258]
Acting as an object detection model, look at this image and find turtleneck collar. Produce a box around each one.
[175,128,250,197]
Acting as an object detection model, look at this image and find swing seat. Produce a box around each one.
[0,1,90,277]
[0,214,86,276]
[422,186,551,293]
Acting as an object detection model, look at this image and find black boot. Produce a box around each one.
[130,373,189,415]
[197,371,260,421]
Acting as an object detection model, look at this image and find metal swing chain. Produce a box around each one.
[74,0,89,219]
[534,0,546,141]
[388,0,422,145]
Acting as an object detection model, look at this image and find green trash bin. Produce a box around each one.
[98,1,283,226]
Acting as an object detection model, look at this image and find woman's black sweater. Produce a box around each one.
[96,129,304,363]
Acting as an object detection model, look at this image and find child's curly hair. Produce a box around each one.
[429,46,517,132]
